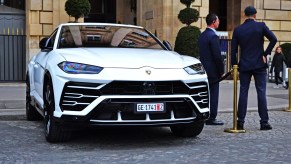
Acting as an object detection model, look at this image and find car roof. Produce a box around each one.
[58,23,144,29]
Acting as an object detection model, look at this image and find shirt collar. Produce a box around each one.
[207,27,218,36]
[245,18,255,22]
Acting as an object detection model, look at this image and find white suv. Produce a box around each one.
[26,23,210,142]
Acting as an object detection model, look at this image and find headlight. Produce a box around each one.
[58,61,103,74]
[184,63,205,75]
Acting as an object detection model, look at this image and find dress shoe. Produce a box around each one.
[260,123,272,130]
[237,122,244,130]
[205,119,224,125]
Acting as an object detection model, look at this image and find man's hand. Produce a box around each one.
[263,56,267,63]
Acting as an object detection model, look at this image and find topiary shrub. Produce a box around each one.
[65,0,91,22]
[178,8,199,26]
[281,43,291,67]
[175,26,200,57]
[174,0,200,58]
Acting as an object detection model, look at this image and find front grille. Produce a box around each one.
[100,81,189,95]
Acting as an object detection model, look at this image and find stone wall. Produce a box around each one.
[256,0,291,46]
[137,0,291,49]
[137,0,208,47]
[116,0,136,25]
[26,0,79,60]
[25,0,291,61]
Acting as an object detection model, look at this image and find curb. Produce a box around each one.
[0,109,26,116]
[0,109,26,121]
[0,82,25,87]
[220,105,288,113]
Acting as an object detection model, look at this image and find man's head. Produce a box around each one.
[206,13,219,29]
[244,6,257,17]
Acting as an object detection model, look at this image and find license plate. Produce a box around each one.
[136,103,165,113]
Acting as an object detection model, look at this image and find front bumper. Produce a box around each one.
[54,81,210,127]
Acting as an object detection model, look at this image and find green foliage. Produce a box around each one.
[178,8,199,26]
[175,0,200,58]
[65,0,91,22]
[174,26,201,58]
[180,0,195,8]
[281,43,291,67]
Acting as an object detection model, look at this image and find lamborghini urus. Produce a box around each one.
[26,23,209,142]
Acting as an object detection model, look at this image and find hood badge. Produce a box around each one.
[145,70,151,75]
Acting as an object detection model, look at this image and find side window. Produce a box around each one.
[48,29,58,48]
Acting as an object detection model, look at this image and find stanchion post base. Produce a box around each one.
[284,108,291,112]
[224,128,246,133]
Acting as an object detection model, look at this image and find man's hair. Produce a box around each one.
[206,13,218,26]
[244,6,257,16]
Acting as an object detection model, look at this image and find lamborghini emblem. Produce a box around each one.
[145,70,151,75]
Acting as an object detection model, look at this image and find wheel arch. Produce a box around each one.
[43,70,53,113]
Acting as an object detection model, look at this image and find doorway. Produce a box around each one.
[209,0,227,31]
[85,0,116,23]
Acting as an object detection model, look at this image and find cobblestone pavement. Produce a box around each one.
[0,111,291,163]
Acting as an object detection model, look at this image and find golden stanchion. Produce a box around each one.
[224,65,246,133]
[284,68,291,112]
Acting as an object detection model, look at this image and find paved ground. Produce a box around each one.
[0,111,291,163]
[0,81,291,163]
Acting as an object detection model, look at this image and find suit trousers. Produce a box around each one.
[209,78,219,120]
[238,68,269,124]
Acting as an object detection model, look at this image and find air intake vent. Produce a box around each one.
[187,82,209,109]
[60,82,102,111]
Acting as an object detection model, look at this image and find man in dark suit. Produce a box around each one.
[231,6,277,130]
[199,13,225,125]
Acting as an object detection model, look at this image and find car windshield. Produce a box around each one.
[58,25,164,49]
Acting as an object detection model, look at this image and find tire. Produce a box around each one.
[44,79,71,142]
[26,75,42,121]
[170,121,204,137]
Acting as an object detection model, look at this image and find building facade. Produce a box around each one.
[1,0,291,81]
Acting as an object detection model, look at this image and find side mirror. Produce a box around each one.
[163,40,172,51]
[39,38,53,51]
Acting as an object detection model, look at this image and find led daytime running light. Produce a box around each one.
[58,62,103,74]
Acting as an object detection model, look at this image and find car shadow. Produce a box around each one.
[67,126,203,149]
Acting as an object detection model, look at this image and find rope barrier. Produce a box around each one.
[209,69,233,85]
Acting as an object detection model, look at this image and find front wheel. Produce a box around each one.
[170,122,204,137]
[44,80,71,142]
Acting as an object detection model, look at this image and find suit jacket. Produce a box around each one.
[198,28,224,81]
[231,19,277,72]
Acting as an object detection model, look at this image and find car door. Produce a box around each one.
[33,29,58,101]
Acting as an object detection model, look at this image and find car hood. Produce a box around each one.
[56,48,200,69]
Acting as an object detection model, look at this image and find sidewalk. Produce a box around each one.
[0,81,289,115]
[219,80,289,112]
[0,83,26,116]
